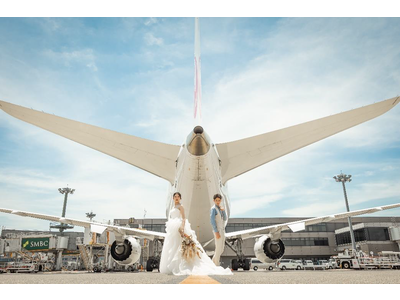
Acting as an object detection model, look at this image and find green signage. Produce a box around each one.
[21,237,50,250]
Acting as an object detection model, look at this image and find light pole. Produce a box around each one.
[143,209,147,228]
[50,187,75,232]
[333,172,356,252]
[86,211,96,222]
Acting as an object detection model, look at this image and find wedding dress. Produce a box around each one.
[159,206,233,275]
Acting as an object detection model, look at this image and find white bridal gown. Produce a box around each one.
[159,206,233,275]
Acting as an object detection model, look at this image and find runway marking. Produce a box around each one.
[179,275,221,284]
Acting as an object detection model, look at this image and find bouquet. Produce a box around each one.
[179,229,203,260]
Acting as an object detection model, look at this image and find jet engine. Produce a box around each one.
[110,237,141,265]
[254,235,285,263]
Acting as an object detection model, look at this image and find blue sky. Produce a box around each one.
[1,17,400,232]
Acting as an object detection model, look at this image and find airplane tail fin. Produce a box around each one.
[194,17,202,126]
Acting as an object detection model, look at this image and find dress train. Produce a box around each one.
[159,208,232,275]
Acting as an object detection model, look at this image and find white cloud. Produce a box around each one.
[144,33,163,46]
[144,18,157,26]
[282,202,344,217]
[44,48,98,72]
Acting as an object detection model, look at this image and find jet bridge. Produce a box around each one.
[389,226,400,251]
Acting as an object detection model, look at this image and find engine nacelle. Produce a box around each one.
[254,235,285,263]
[110,237,141,265]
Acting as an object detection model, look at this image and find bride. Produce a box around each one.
[159,192,233,275]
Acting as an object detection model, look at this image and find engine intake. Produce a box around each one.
[110,237,141,265]
[254,235,285,263]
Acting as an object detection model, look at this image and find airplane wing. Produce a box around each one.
[216,96,400,184]
[0,100,180,184]
[225,202,400,241]
[0,208,166,241]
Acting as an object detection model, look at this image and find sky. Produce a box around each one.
[1,17,400,233]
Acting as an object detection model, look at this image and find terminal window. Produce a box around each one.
[281,237,329,246]
[335,227,389,246]
[305,224,327,232]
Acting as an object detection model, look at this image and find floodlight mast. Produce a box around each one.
[86,211,96,222]
[333,172,356,252]
[60,187,75,219]
[51,187,75,232]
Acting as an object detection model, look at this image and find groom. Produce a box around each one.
[210,193,227,266]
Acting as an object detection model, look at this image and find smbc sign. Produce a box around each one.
[21,237,50,250]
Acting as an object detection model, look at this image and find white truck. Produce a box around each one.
[6,262,39,273]
[333,249,400,270]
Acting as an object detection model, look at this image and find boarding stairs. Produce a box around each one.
[18,248,40,263]
[78,244,93,272]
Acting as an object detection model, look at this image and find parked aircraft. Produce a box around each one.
[1,18,399,271]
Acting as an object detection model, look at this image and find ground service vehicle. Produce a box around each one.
[333,250,400,270]
[328,258,338,268]
[277,259,303,270]
[303,260,315,269]
[250,258,275,271]
[318,260,333,269]
[6,262,39,273]
[294,260,304,269]
[0,263,6,273]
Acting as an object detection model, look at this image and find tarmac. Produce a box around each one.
[1,269,400,284]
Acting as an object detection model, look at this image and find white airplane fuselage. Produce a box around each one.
[165,128,230,250]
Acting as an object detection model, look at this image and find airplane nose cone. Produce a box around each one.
[194,126,203,134]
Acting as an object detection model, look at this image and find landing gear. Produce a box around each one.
[232,259,238,270]
[244,258,250,271]
[226,238,250,271]
[230,258,250,271]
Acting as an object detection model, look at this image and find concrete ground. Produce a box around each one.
[1,269,400,284]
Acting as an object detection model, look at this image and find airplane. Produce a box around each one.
[1,18,400,271]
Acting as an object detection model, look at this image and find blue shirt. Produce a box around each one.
[210,205,227,233]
